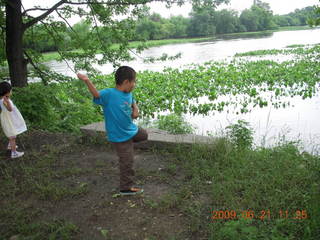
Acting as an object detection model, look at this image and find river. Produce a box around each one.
[46,28,320,154]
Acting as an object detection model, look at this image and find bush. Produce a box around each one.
[226,119,254,150]
[12,82,102,133]
[155,113,195,134]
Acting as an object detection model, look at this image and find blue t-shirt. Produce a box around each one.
[93,88,138,142]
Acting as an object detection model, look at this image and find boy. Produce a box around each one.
[77,66,148,196]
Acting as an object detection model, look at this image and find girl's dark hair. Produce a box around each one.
[0,81,12,96]
[115,66,136,85]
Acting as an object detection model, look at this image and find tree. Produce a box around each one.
[214,9,241,34]
[240,9,258,31]
[136,13,167,40]
[188,7,216,37]
[240,1,275,32]
[274,6,318,27]
[273,15,290,27]
[309,3,320,26]
[255,0,271,11]
[0,0,229,87]
[168,16,189,38]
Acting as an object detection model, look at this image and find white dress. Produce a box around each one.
[0,98,27,137]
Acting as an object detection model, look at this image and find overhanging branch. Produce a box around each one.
[23,7,66,15]
[24,0,67,30]
[23,0,187,31]
[23,50,50,85]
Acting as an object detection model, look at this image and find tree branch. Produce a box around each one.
[40,20,77,75]
[23,7,66,15]
[55,9,76,34]
[24,0,67,30]
[23,0,185,30]
[23,50,50,85]
[63,0,177,5]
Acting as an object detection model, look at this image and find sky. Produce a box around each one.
[22,0,319,23]
[149,0,319,17]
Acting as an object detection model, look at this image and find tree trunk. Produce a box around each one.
[5,0,28,87]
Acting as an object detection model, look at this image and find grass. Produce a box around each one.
[41,51,64,62]
[0,127,319,239]
[128,37,212,48]
[276,25,315,32]
[165,137,320,239]
[215,25,314,39]
[1,206,77,240]
[0,136,86,239]
[0,146,89,202]
[139,120,320,239]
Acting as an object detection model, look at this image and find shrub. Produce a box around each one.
[155,113,195,134]
[226,119,254,150]
[12,82,102,133]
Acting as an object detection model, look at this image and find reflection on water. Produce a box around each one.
[215,31,273,40]
[43,28,320,153]
[185,94,320,154]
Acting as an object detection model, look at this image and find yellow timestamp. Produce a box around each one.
[211,210,308,221]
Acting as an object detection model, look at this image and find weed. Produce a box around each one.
[155,113,195,134]
[226,120,254,150]
[35,181,88,201]
[144,198,159,209]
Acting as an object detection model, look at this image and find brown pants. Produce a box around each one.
[112,128,148,190]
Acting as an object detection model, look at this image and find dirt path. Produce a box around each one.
[1,131,195,240]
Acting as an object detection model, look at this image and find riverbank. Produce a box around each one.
[40,36,211,63]
[0,129,319,239]
[10,43,320,154]
[40,25,314,62]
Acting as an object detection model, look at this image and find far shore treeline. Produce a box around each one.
[23,3,318,54]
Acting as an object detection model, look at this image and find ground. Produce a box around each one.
[0,130,205,240]
[1,130,319,239]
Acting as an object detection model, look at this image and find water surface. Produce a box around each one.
[45,29,320,153]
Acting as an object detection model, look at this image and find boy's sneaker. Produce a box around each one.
[120,187,144,196]
[11,151,24,159]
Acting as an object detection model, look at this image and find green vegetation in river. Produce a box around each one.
[234,43,320,57]
[130,44,320,117]
[12,44,320,133]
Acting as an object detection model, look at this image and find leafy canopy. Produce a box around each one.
[0,0,229,83]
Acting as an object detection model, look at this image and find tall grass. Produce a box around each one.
[166,121,320,239]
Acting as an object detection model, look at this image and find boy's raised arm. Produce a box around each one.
[77,73,100,98]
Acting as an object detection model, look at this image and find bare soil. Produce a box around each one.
[0,131,200,240]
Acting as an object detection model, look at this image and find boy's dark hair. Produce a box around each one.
[0,81,12,96]
[115,66,136,85]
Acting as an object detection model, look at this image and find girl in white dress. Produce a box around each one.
[0,82,27,158]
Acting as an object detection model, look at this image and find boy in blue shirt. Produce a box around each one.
[77,66,148,196]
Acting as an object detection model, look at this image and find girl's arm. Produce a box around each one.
[77,73,100,98]
[3,96,13,112]
[132,103,139,119]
